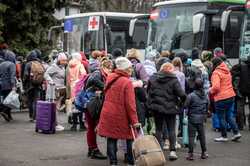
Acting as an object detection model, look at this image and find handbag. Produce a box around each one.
[3,90,20,109]
[87,76,122,121]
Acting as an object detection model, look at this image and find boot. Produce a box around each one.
[70,124,77,131]
[186,153,194,161]
[79,122,86,131]
[201,152,208,159]
[90,149,107,160]
[0,112,10,122]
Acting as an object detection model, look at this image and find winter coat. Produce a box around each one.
[191,59,210,94]
[44,63,65,87]
[143,60,157,77]
[147,71,186,115]
[174,69,185,91]
[0,58,16,91]
[66,59,86,98]
[89,58,100,73]
[184,90,208,124]
[85,69,107,91]
[97,70,138,139]
[210,62,236,102]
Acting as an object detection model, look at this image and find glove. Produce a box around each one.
[132,80,143,88]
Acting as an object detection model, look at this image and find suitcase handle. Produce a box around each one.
[48,83,56,102]
[131,125,144,140]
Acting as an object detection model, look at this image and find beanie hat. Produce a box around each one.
[160,62,175,73]
[212,57,223,70]
[115,57,132,70]
[57,52,67,61]
[176,51,188,63]
[191,48,200,60]
[72,52,82,61]
[127,48,141,60]
[112,48,123,58]
[201,51,213,62]
[213,47,224,57]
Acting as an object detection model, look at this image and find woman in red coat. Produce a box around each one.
[97,57,140,166]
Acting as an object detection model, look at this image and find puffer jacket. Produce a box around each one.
[210,62,236,102]
[143,59,157,77]
[184,90,208,124]
[147,71,186,115]
[44,63,65,87]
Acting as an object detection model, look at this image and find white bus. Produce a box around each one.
[143,0,245,59]
[59,12,148,59]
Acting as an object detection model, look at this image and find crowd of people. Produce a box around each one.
[0,42,249,165]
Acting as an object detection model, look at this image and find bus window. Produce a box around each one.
[132,19,148,49]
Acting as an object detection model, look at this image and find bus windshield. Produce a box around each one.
[240,13,250,61]
[64,16,104,55]
[148,3,206,53]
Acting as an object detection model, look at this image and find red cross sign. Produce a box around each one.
[88,16,100,31]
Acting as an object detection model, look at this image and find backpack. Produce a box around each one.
[30,61,45,85]
[74,74,90,97]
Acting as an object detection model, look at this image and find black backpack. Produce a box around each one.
[186,66,203,93]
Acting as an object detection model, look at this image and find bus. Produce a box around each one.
[221,0,250,61]
[144,0,245,60]
[50,12,148,60]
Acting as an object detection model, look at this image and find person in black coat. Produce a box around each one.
[147,62,186,160]
[184,78,208,160]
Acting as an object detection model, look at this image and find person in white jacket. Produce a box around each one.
[44,52,68,131]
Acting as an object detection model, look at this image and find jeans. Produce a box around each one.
[27,88,41,120]
[188,122,207,153]
[154,113,176,151]
[107,138,134,165]
[215,97,239,137]
[237,96,250,129]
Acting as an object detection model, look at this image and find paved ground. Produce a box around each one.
[0,112,250,166]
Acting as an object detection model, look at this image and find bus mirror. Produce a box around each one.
[221,10,231,32]
[193,13,205,34]
[129,19,137,37]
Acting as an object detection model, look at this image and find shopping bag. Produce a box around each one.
[3,90,20,109]
[182,109,189,145]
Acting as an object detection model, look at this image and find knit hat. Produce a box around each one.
[72,52,82,61]
[57,52,67,61]
[160,62,175,73]
[201,50,213,62]
[115,57,132,70]
[191,48,200,60]
[213,47,224,57]
[212,57,223,70]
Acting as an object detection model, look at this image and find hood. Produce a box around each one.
[215,62,230,74]
[27,50,39,62]
[194,89,206,98]
[5,50,16,63]
[191,59,207,73]
[105,70,129,89]
[69,59,80,68]
[155,71,176,83]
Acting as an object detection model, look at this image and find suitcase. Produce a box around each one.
[35,84,56,134]
[132,127,166,166]
[182,110,189,146]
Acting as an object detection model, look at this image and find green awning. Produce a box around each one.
[208,0,246,4]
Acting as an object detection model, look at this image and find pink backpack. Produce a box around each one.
[73,74,90,97]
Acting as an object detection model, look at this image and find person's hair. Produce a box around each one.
[211,57,223,71]
[100,57,113,70]
[172,57,183,72]
[201,50,213,62]
[91,50,104,59]
[160,62,174,73]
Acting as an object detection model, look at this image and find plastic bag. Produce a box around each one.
[3,90,20,109]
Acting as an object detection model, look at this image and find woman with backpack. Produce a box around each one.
[84,56,113,160]
[44,52,68,131]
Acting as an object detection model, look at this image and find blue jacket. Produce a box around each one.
[0,57,16,91]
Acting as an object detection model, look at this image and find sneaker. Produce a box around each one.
[91,149,107,160]
[186,153,194,161]
[0,112,10,122]
[231,133,241,142]
[169,151,178,161]
[163,139,170,150]
[201,152,208,159]
[175,141,181,149]
[56,125,65,131]
[214,137,228,142]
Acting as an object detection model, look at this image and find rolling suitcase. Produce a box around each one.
[35,84,56,134]
[132,127,166,166]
